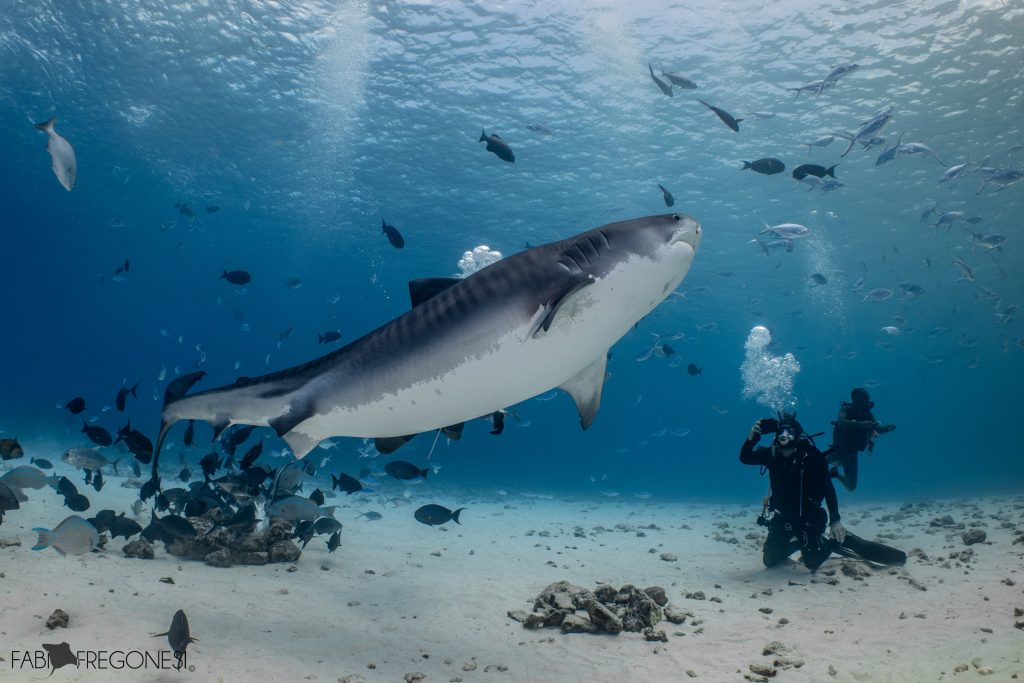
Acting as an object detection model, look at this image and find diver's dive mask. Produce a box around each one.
[775,426,796,447]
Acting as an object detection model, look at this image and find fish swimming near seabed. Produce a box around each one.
[34,117,77,191]
[147,215,702,491]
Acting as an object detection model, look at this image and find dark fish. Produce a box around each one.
[109,516,142,540]
[220,269,251,286]
[87,509,118,533]
[116,422,154,464]
[31,457,53,469]
[239,439,263,469]
[92,470,105,492]
[384,460,430,481]
[153,610,198,666]
[199,452,221,479]
[792,164,837,180]
[178,467,190,482]
[223,425,255,454]
[810,273,828,286]
[313,516,342,535]
[490,410,506,436]
[686,363,702,376]
[648,63,673,96]
[415,504,465,526]
[741,158,785,175]
[206,205,220,213]
[140,476,160,502]
[662,69,698,89]
[84,469,93,485]
[64,492,91,512]
[0,481,21,514]
[175,203,195,219]
[53,476,78,498]
[115,381,139,412]
[381,219,405,249]
[142,511,169,543]
[114,257,130,275]
[278,327,294,343]
[158,514,197,539]
[155,492,170,512]
[478,129,515,162]
[293,520,316,547]
[64,397,86,414]
[318,330,342,345]
[183,420,195,447]
[81,423,113,447]
[327,531,341,553]
[331,472,363,494]
[696,99,742,132]
[0,438,24,460]
[658,184,675,207]
[309,488,325,506]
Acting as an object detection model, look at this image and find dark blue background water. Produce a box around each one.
[1,0,1021,504]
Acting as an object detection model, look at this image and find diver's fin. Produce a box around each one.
[408,278,461,308]
[559,353,608,429]
[840,532,907,566]
[533,275,595,337]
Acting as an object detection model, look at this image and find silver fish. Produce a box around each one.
[863,288,893,302]
[32,515,99,556]
[976,168,1023,194]
[62,448,120,473]
[34,117,77,191]
[951,256,974,282]
[843,106,894,157]
[649,64,673,96]
[759,222,810,239]
[0,466,52,491]
[266,495,336,522]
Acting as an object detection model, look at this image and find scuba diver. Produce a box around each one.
[825,388,896,491]
[741,412,842,571]
[742,411,907,571]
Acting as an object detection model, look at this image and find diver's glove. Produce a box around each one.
[748,421,763,442]
[830,521,847,545]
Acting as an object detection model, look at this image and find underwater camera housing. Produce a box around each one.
[759,417,779,434]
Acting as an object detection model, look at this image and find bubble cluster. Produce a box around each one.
[455,245,503,278]
[741,325,801,412]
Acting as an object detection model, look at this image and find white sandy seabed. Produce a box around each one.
[0,464,1022,683]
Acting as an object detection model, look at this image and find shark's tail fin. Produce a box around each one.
[34,117,55,132]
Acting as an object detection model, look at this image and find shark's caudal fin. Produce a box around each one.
[559,353,609,429]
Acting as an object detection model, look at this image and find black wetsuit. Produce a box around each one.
[740,435,840,571]
[827,402,877,491]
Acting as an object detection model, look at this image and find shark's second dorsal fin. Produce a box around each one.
[559,353,608,430]
[408,278,461,308]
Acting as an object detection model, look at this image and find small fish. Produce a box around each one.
[381,219,405,249]
[115,381,140,412]
[976,168,1023,194]
[525,123,553,135]
[199,452,221,479]
[842,106,894,157]
[81,422,113,447]
[661,69,697,89]
[285,277,303,289]
[863,288,894,302]
[92,470,104,492]
[34,117,77,191]
[880,326,901,335]
[939,158,975,184]
[313,516,342,535]
[327,531,341,552]
[30,457,53,469]
[183,420,195,447]
[278,327,294,344]
[331,472,363,494]
[742,158,785,175]
[686,363,702,376]
[951,256,974,282]
[658,184,675,207]
[220,269,251,286]
[32,515,98,555]
[969,232,1005,253]
[153,610,198,666]
[478,129,515,162]
[810,273,828,287]
[63,396,86,414]
[318,330,342,345]
[792,164,837,180]
[898,283,925,298]
[109,515,143,540]
[175,203,195,219]
[267,495,336,522]
[414,504,465,526]
[309,488,326,506]
[787,80,835,98]
[384,460,430,481]
[759,222,810,239]
[354,510,383,521]
[804,135,835,154]
[178,467,190,482]
[648,64,673,96]
[696,99,742,132]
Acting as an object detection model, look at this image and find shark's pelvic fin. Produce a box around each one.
[559,352,608,429]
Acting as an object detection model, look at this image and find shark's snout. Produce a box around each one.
[668,213,702,251]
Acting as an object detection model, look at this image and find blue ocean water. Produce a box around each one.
[1,0,1021,505]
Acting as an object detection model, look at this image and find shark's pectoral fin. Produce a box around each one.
[375,434,416,454]
[408,278,462,308]
[533,275,595,338]
[559,353,609,430]
[441,422,465,440]
[282,430,320,460]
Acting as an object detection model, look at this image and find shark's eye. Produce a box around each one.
[672,214,681,221]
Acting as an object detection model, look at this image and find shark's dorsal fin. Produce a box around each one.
[164,371,207,406]
[533,275,595,337]
[408,278,461,308]
[559,353,608,429]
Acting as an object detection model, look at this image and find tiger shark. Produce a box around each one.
[148,213,702,488]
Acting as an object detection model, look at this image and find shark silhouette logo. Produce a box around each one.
[41,642,78,676]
